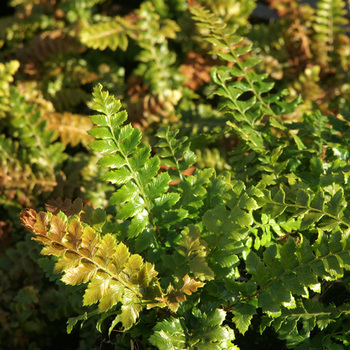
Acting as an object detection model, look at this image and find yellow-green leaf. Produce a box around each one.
[99,280,125,312]
[83,272,111,306]
[67,218,83,250]
[49,215,67,242]
[110,242,130,274]
[124,254,143,280]
[121,289,142,329]
[95,234,117,267]
[61,262,98,285]
[80,226,100,258]
[35,212,50,235]
[138,262,158,287]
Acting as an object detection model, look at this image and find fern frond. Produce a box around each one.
[189,4,291,125]
[312,0,350,70]
[47,112,94,147]
[149,308,237,349]
[262,300,350,348]
[232,230,350,331]
[8,87,66,173]
[176,225,214,281]
[88,84,180,244]
[155,126,196,183]
[19,30,84,63]
[51,87,90,112]
[0,135,57,204]
[79,16,134,51]
[130,1,183,123]
[196,147,231,171]
[0,60,20,117]
[20,209,163,330]
[21,209,206,329]
[202,180,258,278]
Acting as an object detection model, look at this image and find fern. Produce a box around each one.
[0,60,20,117]
[155,125,196,182]
[48,112,94,147]
[21,207,205,330]
[150,308,238,349]
[312,0,350,71]
[189,3,291,125]
[13,2,350,349]
[79,16,133,51]
[20,208,162,329]
[88,84,180,248]
[128,1,184,124]
[8,87,66,174]
[261,300,350,348]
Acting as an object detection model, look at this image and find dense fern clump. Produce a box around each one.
[0,0,349,349]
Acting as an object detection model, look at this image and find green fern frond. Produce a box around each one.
[155,125,196,182]
[189,3,290,125]
[8,87,67,173]
[232,230,350,331]
[89,84,181,245]
[132,1,183,121]
[262,300,350,348]
[150,308,238,350]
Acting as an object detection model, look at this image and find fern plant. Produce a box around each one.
[17,2,350,350]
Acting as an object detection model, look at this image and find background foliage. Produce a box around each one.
[2,0,350,349]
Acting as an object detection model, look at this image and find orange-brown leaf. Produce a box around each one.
[157,284,186,313]
[46,198,83,216]
[20,208,37,232]
[181,274,205,295]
